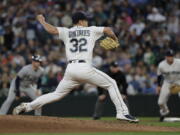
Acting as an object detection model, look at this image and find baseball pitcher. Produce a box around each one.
[13,12,138,122]
[0,55,43,115]
[157,49,180,122]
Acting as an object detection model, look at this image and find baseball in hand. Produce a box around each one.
[37,14,45,22]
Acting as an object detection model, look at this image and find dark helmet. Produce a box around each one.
[32,55,42,62]
[165,49,174,57]
[72,11,89,24]
[110,61,119,67]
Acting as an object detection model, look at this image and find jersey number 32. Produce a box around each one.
[70,38,87,53]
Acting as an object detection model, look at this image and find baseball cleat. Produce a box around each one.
[159,108,170,122]
[93,116,101,120]
[117,114,139,123]
[13,103,27,115]
[159,116,165,122]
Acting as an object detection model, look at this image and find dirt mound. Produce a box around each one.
[0,115,179,133]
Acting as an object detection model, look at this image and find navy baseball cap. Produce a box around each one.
[110,61,119,67]
[165,49,174,56]
[72,11,90,24]
[32,55,42,62]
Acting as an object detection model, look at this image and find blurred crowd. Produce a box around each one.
[0,0,180,97]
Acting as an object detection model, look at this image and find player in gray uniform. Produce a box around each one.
[157,50,180,121]
[0,55,43,115]
[13,12,138,122]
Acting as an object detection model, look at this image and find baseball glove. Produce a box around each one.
[99,37,119,50]
[170,84,180,94]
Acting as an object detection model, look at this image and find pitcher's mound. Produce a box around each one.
[0,115,179,133]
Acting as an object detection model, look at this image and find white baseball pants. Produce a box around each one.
[26,63,129,116]
[158,81,180,115]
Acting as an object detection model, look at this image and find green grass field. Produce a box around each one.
[76,117,180,127]
[106,117,180,127]
[1,117,180,135]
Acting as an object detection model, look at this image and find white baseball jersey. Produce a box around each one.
[57,26,104,62]
[157,58,180,84]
